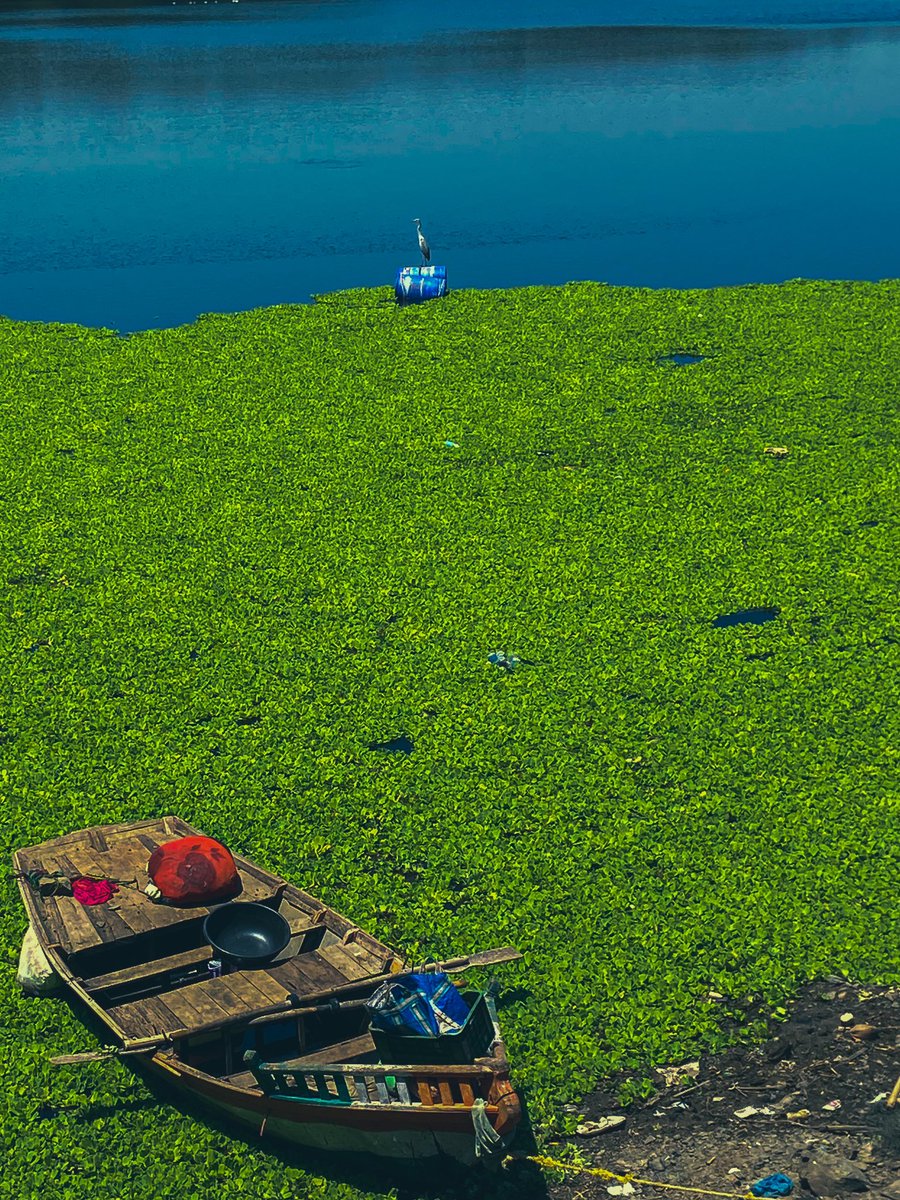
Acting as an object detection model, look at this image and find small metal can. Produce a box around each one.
[208,959,223,978]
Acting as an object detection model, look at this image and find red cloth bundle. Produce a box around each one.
[148,836,240,905]
[72,878,118,906]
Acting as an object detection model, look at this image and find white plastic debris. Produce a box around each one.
[867,1092,889,1105]
[576,1115,626,1136]
[822,1099,842,1111]
[656,1061,700,1087]
[734,1105,775,1119]
[17,925,62,996]
[608,1185,636,1197]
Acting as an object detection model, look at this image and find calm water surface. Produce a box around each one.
[1,0,899,332]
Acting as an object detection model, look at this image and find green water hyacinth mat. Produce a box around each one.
[0,279,898,1199]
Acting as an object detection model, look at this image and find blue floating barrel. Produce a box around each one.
[395,265,448,305]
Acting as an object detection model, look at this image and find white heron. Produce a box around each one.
[413,218,431,266]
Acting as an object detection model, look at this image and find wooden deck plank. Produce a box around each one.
[215,971,281,1010]
[54,852,137,945]
[138,996,185,1036]
[156,986,230,1028]
[197,977,260,1020]
[318,943,376,981]
[106,998,162,1039]
[241,971,290,1007]
[268,953,348,995]
[39,853,105,952]
[417,1081,434,1106]
[460,1081,475,1106]
[438,1081,454,1106]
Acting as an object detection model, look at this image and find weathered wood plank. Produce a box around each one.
[417,1081,434,1106]
[243,971,291,1007]
[54,852,137,945]
[85,947,215,993]
[106,998,160,1039]
[200,977,260,1019]
[459,1081,475,1106]
[40,854,105,952]
[135,833,163,857]
[217,971,280,1010]
[438,1081,454,1107]
[280,1034,376,1068]
[156,986,230,1028]
[317,943,375,982]
[268,953,347,995]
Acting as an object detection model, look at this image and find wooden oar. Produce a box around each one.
[50,946,522,1065]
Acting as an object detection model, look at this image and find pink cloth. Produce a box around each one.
[72,877,118,906]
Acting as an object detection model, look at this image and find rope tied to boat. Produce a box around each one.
[505,1154,758,1199]
[471,1097,502,1159]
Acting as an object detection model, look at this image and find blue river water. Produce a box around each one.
[1,0,899,332]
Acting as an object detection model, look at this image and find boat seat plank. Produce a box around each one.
[279,1033,376,1068]
[85,918,313,996]
[86,946,219,994]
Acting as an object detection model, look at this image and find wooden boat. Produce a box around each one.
[13,816,522,1165]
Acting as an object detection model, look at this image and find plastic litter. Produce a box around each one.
[867,1092,889,1105]
[751,1173,794,1197]
[735,1105,775,1119]
[608,1185,636,1197]
[656,1061,700,1087]
[444,441,459,448]
[488,651,520,673]
[16,925,62,996]
[822,1098,842,1111]
[839,1011,854,1022]
[575,1115,626,1136]
[787,1109,810,1121]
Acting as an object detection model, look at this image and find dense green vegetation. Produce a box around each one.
[1,280,898,1200]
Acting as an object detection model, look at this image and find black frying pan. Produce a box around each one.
[203,901,291,969]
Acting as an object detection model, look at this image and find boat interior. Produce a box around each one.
[14,817,501,1101]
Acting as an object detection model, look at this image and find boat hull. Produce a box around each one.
[146,1056,520,1166]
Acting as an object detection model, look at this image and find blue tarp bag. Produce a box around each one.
[366,971,470,1037]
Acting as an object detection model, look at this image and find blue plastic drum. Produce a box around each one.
[395,265,448,305]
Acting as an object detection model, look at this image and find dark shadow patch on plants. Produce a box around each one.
[657,352,704,366]
[235,714,262,726]
[745,651,775,661]
[859,519,880,528]
[713,607,780,628]
[493,986,534,1010]
[367,734,414,754]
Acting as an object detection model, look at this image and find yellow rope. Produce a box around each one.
[505,1153,758,1200]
